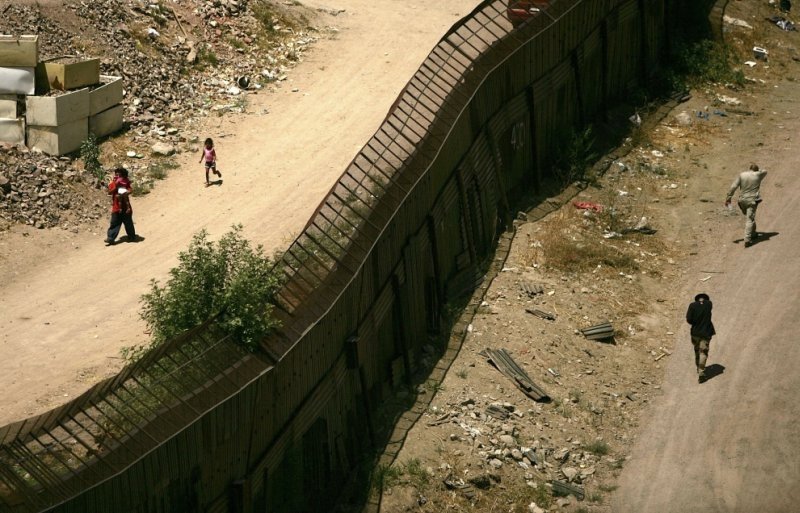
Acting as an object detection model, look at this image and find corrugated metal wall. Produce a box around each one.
[0,0,708,511]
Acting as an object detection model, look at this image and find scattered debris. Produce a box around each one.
[551,480,585,501]
[521,282,544,297]
[485,404,510,420]
[572,200,603,213]
[480,348,551,402]
[580,322,615,341]
[766,16,797,31]
[753,46,769,61]
[525,308,556,321]
[723,15,753,29]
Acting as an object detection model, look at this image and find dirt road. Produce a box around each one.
[0,0,478,425]
[612,79,800,512]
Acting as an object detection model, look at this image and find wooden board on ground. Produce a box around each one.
[0,35,38,67]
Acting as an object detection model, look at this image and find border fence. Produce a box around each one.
[0,0,708,511]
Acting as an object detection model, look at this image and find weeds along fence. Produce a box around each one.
[0,0,686,511]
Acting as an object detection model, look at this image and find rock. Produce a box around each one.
[556,497,572,508]
[528,503,545,513]
[499,434,515,447]
[675,111,693,126]
[488,458,503,469]
[511,449,524,461]
[151,143,176,156]
[467,474,492,489]
[562,467,578,482]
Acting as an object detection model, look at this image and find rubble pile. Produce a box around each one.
[0,0,319,231]
[0,148,104,230]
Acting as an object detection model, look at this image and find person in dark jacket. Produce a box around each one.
[686,293,716,383]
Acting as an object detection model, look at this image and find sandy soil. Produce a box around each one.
[611,77,800,513]
[0,0,479,425]
[3,1,800,512]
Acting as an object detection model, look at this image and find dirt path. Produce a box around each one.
[0,0,479,426]
[612,78,800,512]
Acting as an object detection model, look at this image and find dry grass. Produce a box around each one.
[525,211,639,274]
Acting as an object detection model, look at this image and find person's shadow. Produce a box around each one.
[209,179,223,187]
[120,235,145,243]
[734,231,779,246]
[700,363,725,383]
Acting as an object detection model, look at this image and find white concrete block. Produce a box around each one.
[0,94,18,118]
[0,117,25,145]
[26,88,90,127]
[0,67,35,95]
[90,76,123,116]
[27,118,88,156]
[89,104,123,138]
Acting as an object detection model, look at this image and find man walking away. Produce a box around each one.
[686,293,716,383]
[725,163,767,247]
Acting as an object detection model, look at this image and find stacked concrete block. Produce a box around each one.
[26,88,89,155]
[0,35,36,144]
[36,57,100,93]
[89,75,124,138]
[1,35,124,153]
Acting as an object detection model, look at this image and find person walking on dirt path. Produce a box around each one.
[104,167,136,246]
[686,293,716,383]
[199,137,222,187]
[725,163,767,248]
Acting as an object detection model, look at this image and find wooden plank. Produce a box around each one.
[26,87,90,126]
[27,117,88,155]
[0,66,34,95]
[0,35,38,67]
[89,104,123,138]
[90,75,123,115]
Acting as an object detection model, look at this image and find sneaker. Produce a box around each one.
[698,371,707,384]
[744,241,753,248]
[104,238,115,246]
[205,182,211,187]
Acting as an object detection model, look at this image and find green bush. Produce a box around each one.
[80,133,103,181]
[140,225,282,352]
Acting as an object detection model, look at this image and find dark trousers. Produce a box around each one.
[107,212,136,241]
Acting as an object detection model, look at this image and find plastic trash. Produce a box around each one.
[753,46,769,61]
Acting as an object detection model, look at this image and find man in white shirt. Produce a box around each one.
[725,163,767,247]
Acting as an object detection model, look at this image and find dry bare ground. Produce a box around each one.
[0,0,479,425]
[375,3,800,513]
[2,1,800,512]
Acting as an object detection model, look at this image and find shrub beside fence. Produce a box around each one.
[0,1,707,511]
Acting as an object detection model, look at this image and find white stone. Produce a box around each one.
[151,142,175,156]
